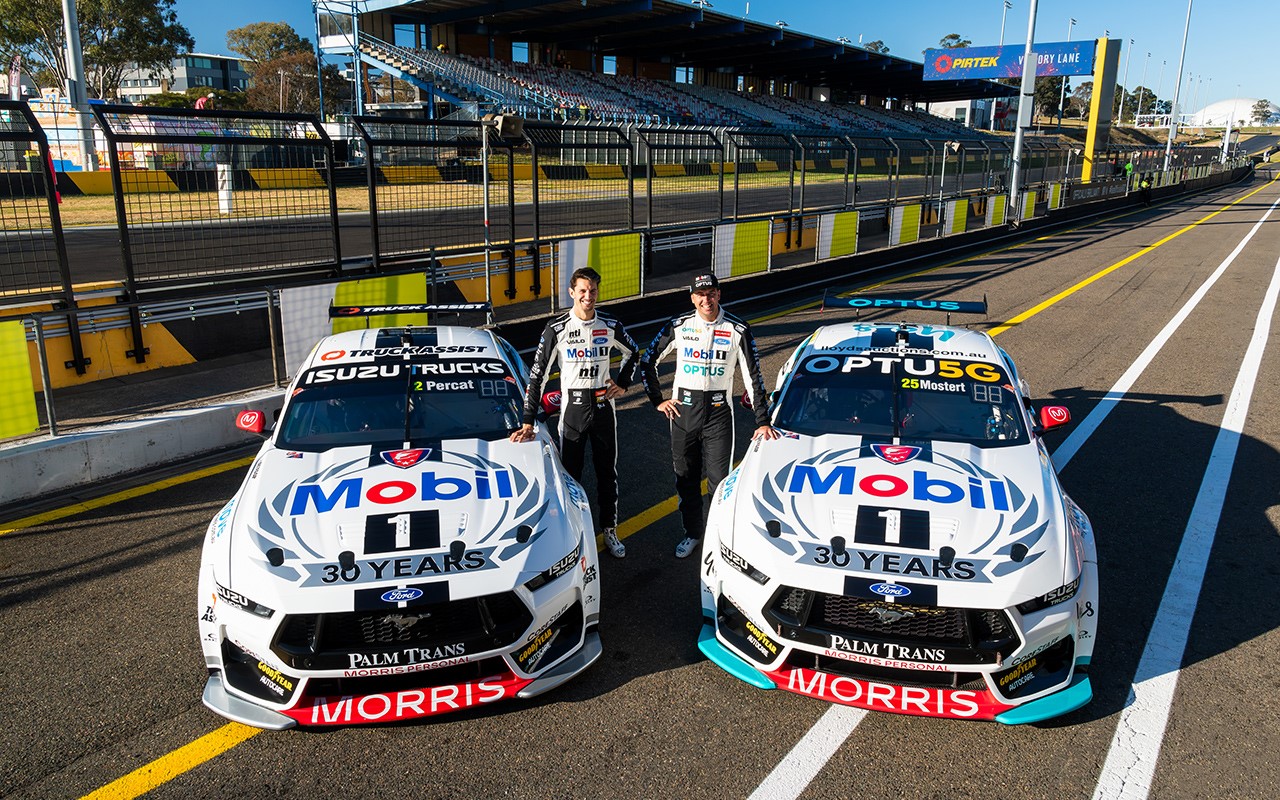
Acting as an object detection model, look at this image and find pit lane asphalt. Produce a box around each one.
[4,174,1280,800]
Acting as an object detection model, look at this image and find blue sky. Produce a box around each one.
[174,0,1276,107]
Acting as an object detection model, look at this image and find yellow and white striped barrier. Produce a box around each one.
[889,204,921,246]
[816,210,859,259]
[713,220,771,278]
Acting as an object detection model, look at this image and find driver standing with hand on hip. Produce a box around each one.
[640,273,778,558]
[511,267,639,558]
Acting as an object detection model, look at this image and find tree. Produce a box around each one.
[1073,81,1093,120]
[141,86,247,110]
[1033,76,1067,121]
[225,21,312,77]
[1251,99,1273,125]
[0,0,193,99]
[863,40,889,54]
[244,50,346,114]
[1128,85,1155,119]
[937,33,971,49]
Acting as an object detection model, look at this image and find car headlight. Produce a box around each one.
[720,543,770,585]
[1015,577,1080,615]
[523,540,582,592]
[215,582,275,618]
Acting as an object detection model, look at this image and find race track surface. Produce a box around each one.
[4,173,1280,799]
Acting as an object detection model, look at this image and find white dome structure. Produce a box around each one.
[1191,98,1278,127]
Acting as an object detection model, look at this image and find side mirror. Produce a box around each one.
[1038,405,1071,431]
[236,409,266,436]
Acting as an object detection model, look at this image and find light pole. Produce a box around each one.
[1136,52,1150,120]
[1164,0,1193,172]
[1155,59,1166,124]
[1000,0,1013,46]
[1057,17,1075,130]
[279,69,286,113]
[1118,39,1134,124]
[1009,0,1040,223]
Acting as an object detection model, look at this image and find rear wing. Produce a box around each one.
[329,302,494,326]
[820,292,987,324]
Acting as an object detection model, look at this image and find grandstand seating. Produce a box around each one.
[356,34,993,139]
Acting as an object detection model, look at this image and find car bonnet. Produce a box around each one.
[719,433,1071,606]
[215,437,580,610]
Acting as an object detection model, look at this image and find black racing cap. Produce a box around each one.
[690,273,719,292]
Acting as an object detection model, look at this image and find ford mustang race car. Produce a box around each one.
[199,305,601,728]
[698,296,1097,723]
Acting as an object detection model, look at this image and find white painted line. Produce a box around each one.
[748,706,868,800]
[1091,241,1280,799]
[1053,192,1280,470]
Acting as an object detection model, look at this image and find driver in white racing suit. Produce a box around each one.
[511,267,639,558]
[640,273,778,558]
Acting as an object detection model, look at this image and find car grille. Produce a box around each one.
[273,591,533,670]
[766,585,1018,653]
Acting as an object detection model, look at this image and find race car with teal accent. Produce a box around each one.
[698,296,1097,723]
[198,306,601,728]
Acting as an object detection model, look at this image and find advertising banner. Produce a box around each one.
[924,41,1095,81]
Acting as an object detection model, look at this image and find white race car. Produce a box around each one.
[199,305,601,728]
[698,296,1097,723]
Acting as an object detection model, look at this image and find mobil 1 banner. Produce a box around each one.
[1063,179,1129,207]
[924,41,1095,81]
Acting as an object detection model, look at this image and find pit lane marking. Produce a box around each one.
[748,177,1280,800]
[0,456,255,537]
[1091,212,1280,800]
[988,173,1280,337]
[79,723,260,800]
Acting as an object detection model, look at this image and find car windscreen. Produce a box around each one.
[773,353,1027,447]
[276,360,522,449]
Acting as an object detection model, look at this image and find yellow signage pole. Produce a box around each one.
[1082,38,1122,182]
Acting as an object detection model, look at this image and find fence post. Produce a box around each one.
[30,316,59,436]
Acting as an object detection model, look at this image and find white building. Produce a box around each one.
[1191,98,1279,127]
[117,53,252,103]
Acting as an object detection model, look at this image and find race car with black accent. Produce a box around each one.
[697,296,1097,723]
[199,305,602,728]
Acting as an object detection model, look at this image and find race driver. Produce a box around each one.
[511,267,639,558]
[640,273,779,558]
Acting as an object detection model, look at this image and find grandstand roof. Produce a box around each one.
[362,0,1014,102]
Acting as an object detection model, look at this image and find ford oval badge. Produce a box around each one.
[381,587,424,603]
[869,582,911,598]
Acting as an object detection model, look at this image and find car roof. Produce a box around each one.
[805,322,1004,362]
[305,326,501,367]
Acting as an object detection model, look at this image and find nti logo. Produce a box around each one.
[785,465,1010,510]
[290,471,515,515]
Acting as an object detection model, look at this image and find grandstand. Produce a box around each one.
[320,0,1009,139]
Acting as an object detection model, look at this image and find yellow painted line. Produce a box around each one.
[988,172,1280,337]
[80,723,260,800]
[0,456,254,537]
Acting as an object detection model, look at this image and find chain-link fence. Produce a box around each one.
[0,101,73,306]
[354,117,499,265]
[91,105,340,295]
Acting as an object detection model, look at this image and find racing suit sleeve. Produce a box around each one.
[736,323,772,427]
[521,320,559,425]
[640,319,677,407]
[612,322,640,390]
